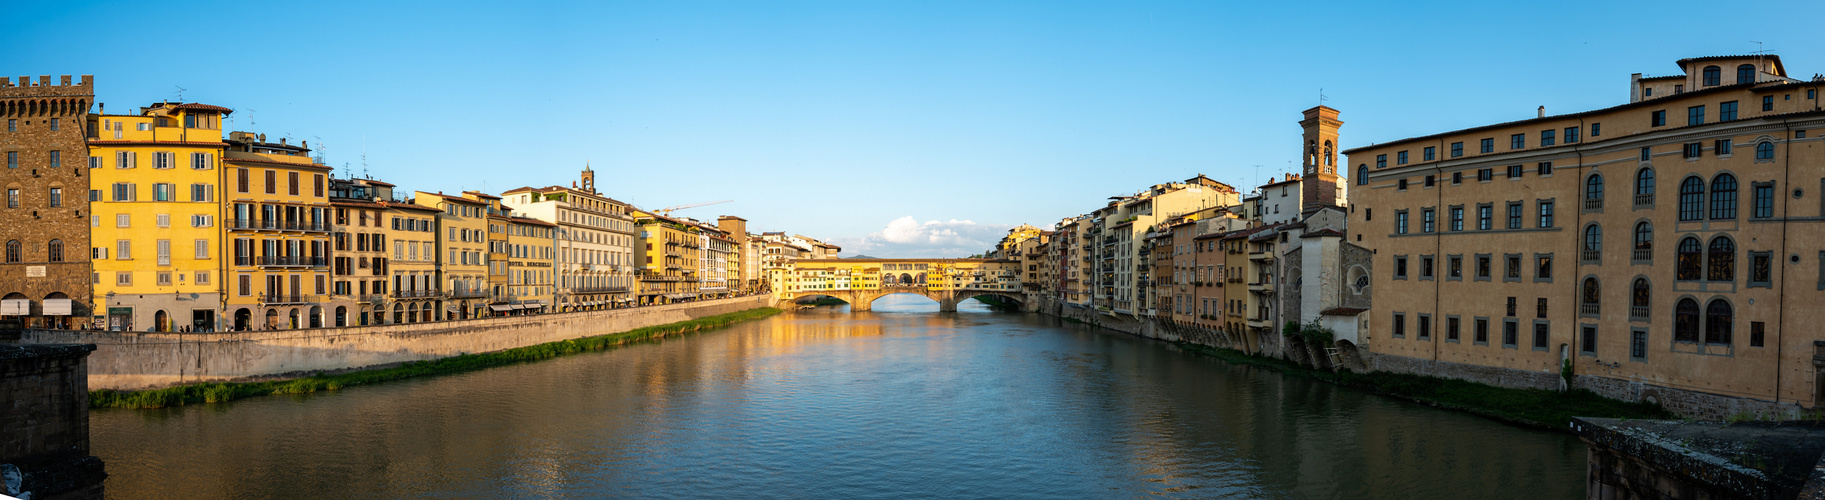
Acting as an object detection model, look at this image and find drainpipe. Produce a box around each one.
[1776,115,1793,406]
[1433,138,1445,363]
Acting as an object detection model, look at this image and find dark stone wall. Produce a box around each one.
[0,343,104,499]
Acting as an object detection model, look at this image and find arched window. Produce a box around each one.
[1710,173,1737,220]
[1586,173,1604,208]
[1632,222,1653,261]
[1631,278,1650,319]
[1324,140,1334,167]
[1707,236,1735,281]
[46,239,61,262]
[1356,164,1368,185]
[1581,277,1600,314]
[1678,176,1705,221]
[1676,237,1702,280]
[3,240,17,263]
[1756,141,1775,160]
[1674,298,1701,343]
[1583,224,1602,261]
[1702,65,1721,86]
[1737,64,1756,84]
[1635,168,1655,205]
[1705,299,1733,345]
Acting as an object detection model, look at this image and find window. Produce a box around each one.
[1480,138,1494,153]
[1505,254,1522,280]
[46,240,62,262]
[1447,316,1460,341]
[1714,139,1733,156]
[1477,205,1492,230]
[1450,142,1463,157]
[1393,313,1406,338]
[47,187,61,208]
[1753,183,1774,218]
[1540,129,1556,147]
[1750,251,1772,287]
[1394,256,1408,279]
[1708,236,1734,282]
[1396,211,1409,234]
[1507,164,1523,178]
[1398,178,1408,191]
[1651,110,1666,127]
[1477,168,1493,182]
[1678,177,1705,221]
[288,172,299,196]
[1508,296,1518,317]
[1738,64,1756,84]
[1397,151,1409,165]
[1592,123,1601,137]
[1581,277,1601,315]
[1503,320,1519,347]
[1449,255,1463,279]
[1421,208,1435,233]
[1688,105,1705,126]
[1702,65,1721,86]
[1764,95,1775,111]
[1356,165,1367,185]
[1423,146,1436,161]
[1452,171,1462,184]
[1755,141,1774,160]
[1705,300,1733,345]
[2,240,17,262]
[1565,126,1580,144]
[1450,207,1463,231]
[1684,142,1703,158]
[1583,224,1602,262]
[1476,255,1491,279]
[1537,200,1554,228]
[1631,278,1651,320]
[1750,321,1765,347]
[195,239,209,259]
[116,214,129,227]
[1376,154,1387,169]
[1710,174,1737,220]
[4,189,14,209]
[1677,237,1703,280]
[49,151,60,168]
[1720,101,1738,121]
[1533,321,1550,350]
[1421,256,1435,279]
[1536,254,1553,280]
[1506,202,1522,229]
[1475,318,1489,344]
[1633,222,1653,261]
[117,240,131,260]
[5,152,13,169]
[1538,162,1553,176]
[1585,174,1604,209]
[264,170,276,194]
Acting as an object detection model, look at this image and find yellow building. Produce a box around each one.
[415,191,490,319]
[381,192,441,324]
[86,102,230,331]
[504,215,556,313]
[468,191,511,312]
[221,132,336,330]
[633,210,702,305]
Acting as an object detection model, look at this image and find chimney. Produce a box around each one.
[1537,106,1546,119]
[98,103,103,115]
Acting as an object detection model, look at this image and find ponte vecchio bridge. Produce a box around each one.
[773,259,1026,312]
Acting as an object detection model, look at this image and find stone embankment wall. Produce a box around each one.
[20,295,774,391]
[0,344,106,499]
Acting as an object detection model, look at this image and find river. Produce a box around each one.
[90,295,1587,499]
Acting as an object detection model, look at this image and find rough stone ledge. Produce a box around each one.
[0,344,95,361]
[1573,417,1825,499]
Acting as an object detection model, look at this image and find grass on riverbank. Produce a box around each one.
[1175,342,1674,430]
[90,307,783,410]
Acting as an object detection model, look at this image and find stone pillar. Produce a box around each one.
[939,299,959,312]
[0,344,106,499]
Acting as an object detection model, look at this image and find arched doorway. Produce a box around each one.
[153,310,169,332]
[395,303,406,324]
[264,309,279,330]
[309,306,323,328]
[335,306,347,327]
[234,308,251,331]
[288,308,300,329]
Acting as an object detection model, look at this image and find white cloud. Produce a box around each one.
[834,216,1013,258]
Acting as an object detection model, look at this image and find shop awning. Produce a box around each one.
[43,299,72,316]
[0,299,28,316]
[489,305,514,312]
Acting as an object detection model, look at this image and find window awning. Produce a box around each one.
[0,299,28,316]
[43,299,72,316]
[489,305,514,312]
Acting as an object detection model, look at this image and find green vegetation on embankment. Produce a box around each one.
[1174,342,1674,431]
[90,307,783,410]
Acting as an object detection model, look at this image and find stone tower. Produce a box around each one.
[1299,105,1343,213]
[580,164,596,194]
[0,75,94,329]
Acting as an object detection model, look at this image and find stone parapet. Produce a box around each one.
[0,343,105,500]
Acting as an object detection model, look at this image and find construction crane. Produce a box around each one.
[653,199,732,216]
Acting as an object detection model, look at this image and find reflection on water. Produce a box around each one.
[91,294,1585,499]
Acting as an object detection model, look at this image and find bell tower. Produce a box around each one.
[1299,106,1343,212]
[580,164,596,194]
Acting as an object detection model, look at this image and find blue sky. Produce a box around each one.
[6,1,1820,256]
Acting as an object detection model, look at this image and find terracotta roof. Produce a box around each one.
[463,191,501,200]
[361,179,395,187]
[1638,75,1684,81]
[1676,54,1782,67]
[86,140,225,147]
[166,103,234,114]
[419,192,487,204]
[222,156,331,171]
[509,217,556,227]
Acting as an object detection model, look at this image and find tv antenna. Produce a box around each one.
[1319,88,1328,106]
[1750,41,1770,83]
[173,85,186,102]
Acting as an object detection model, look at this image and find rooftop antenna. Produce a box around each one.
[361,135,369,179]
[244,108,256,128]
[1319,87,1328,107]
[1750,41,1769,83]
[173,85,186,102]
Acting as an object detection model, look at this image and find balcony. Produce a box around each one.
[1632,248,1651,262]
[1585,198,1602,210]
[1245,316,1270,328]
[257,256,327,268]
[1248,281,1274,293]
[572,286,629,294]
[1635,194,1654,207]
[359,294,386,303]
[448,289,488,299]
[1630,305,1649,321]
[259,294,313,305]
[230,218,333,232]
[394,289,442,299]
[1581,303,1600,316]
[1582,249,1601,263]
